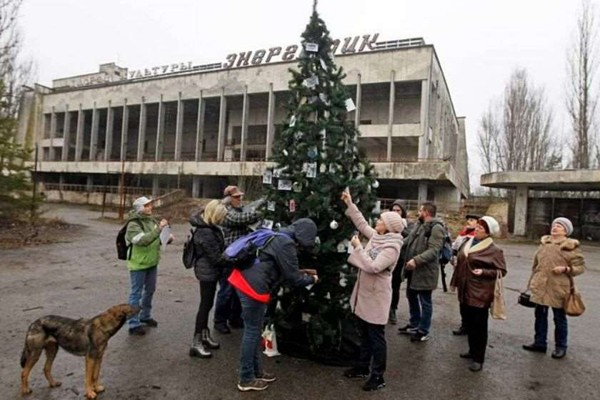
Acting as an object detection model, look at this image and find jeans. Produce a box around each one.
[534,305,568,350]
[407,288,433,335]
[237,290,267,382]
[356,317,387,377]
[214,275,242,325]
[464,305,489,363]
[194,280,218,334]
[128,266,157,328]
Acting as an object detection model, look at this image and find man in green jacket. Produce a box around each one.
[125,196,172,335]
[398,202,444,342]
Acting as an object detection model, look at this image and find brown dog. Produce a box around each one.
[20,304,139,399]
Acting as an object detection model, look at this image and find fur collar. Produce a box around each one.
[464,237,494,255]
[540,235,579,250]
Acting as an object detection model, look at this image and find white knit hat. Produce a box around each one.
[380,211,405,233]
[478,216,500,237]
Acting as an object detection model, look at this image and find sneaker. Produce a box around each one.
[362,375,385,391]
[256,372,277,382]
[388,309,397,325]
[410,332,430,342]
[237,379,269,392]
[343,367,369,379]
[140,318,158,327]
[397,324,418,334]
[214,322,231,334]
[128,326,146,336]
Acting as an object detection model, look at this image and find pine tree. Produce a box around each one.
[0,80,37,222]
[261,6,379,363]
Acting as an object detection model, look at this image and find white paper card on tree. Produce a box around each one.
[262,169,273,184]
[372,200,381,214]
[337,241,346,253]
[306,162,317,178]
[345,98,356,111]
[289,115,296,127]
[305,42,319,52]
[261,219,274,230]
[302,75,319,88]
[278,179,292,191]
[320,58,327,70]
[267,201,276,211]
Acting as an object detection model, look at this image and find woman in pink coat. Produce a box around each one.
[340,190,405,392]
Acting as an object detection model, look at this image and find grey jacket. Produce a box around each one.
[403,218,444,290]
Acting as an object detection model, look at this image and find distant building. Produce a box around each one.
[17,34,469,207]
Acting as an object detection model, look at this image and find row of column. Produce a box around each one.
[43,85,280,163]
[42,73,428,164]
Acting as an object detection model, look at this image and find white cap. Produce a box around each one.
[133,196,153,211]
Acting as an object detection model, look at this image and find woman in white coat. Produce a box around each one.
[340,190,404,392]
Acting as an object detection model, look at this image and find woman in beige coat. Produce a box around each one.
[522,217,585,359]
[340,190,404,392]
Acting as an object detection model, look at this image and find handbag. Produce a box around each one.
[518,274,536,308]
[518,291,536,308]
[564,274,585,317]
[490,270,507,320]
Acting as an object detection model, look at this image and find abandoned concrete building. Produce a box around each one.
[17,34,469,208]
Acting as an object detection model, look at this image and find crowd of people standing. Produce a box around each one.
[122,190,586,392]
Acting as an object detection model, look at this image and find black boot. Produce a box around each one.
[201,328,220,349]
[189,333,212,358]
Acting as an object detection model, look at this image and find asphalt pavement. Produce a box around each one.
[1,204,599,400]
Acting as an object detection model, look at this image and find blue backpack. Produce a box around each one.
[223,229,289,270]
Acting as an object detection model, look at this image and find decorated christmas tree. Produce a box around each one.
[261,4,380,364]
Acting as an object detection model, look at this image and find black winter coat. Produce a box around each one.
[189,214,225,282]
[236,219,315,298]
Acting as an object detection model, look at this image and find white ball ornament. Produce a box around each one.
[372,180,380,189]
[330,220,339,230]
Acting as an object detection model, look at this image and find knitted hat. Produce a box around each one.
[552,217,573,236]
[380,211,405,233]
[132,196,153,212]
[478,216,500,237]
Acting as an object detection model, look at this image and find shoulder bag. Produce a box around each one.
[564,274,585,317]
[490,270,507,320]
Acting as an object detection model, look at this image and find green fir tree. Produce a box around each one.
[261,8,380,363]
[0,81,37,222]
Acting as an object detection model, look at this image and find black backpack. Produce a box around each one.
[116,220,140,260]
[182,228,198,269]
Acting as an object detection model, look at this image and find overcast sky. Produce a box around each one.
[19,0,591,188]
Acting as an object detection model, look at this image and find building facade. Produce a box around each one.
[18,35,469,206]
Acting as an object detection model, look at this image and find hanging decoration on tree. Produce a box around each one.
[305,42,319,52]
[259,2,379,365]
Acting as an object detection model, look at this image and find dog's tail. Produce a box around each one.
[20,340,30,368]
